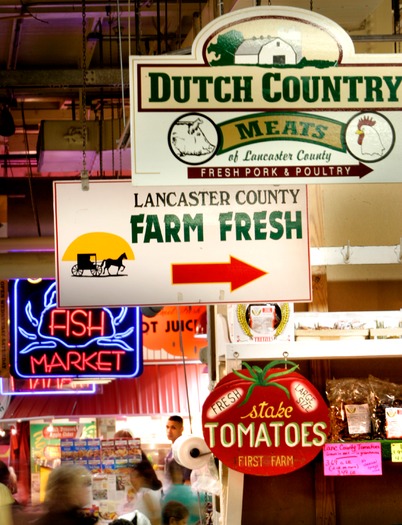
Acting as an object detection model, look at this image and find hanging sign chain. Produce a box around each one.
[81,0,89,190]
[283,351,289,369]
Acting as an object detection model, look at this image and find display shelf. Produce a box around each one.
[296,328,370,340]
[378,440,402,461]
[225,338,402,361]
[370,328,402,339]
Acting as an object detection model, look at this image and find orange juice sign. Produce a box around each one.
[202,361,330,475]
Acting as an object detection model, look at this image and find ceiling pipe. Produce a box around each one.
[351,34,402,41]
[0,252,56,279]
[0,237,54,253]
[7,17,22,70]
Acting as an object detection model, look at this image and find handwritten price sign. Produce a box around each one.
[323,442,382,476]
[391,443,402,462]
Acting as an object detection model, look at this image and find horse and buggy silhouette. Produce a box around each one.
[71,252,127,277]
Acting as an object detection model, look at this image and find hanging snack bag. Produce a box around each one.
[326,377,371,442]
[369,375,402,440]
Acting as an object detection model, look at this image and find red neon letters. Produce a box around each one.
[48,309,106,337]
[30,350,125,374]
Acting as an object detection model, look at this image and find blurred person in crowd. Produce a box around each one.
[122,487,136,513]
[114,429,134,439]
[162,461,204,525]
[35,464,98,525]
[7,466,18,496]
[162,501,189,525]
[111,515,150,525]
[0,460,18,499]
[120,458,163,525]
[164,416,191,486]
[0,460,14,525]
[114,429,148,462]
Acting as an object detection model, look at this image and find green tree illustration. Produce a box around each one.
[207,30,244,66]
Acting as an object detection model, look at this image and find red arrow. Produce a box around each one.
[172,256,267,291]
[281,163,373,179]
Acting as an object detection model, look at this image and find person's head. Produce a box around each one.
[166,415,184,444]
[110,520,134,525]
[44,464,92,512]
[162,501,189,525]
[130,458,162,492]
[114,429,134,438]
[0,460,10,486]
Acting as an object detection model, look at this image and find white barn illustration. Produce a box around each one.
[234,36,301,65]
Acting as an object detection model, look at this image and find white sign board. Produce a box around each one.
[54,181,311,307]
[130,6,402,186]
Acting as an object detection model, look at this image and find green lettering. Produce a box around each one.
[235,212,252,240]
[282,120,298,136]
[164,214,181,242]
[130,214,145,243]
[183,213,204,242]
[301,76,320,103]
[343,76,363,102]
[322,76,341,102]
[219,212,233,241]
[269,211,284,240]
[172,76,191,103]
[299,121,316,137]
[232,76,253,102]
[215,76,231,102]
[262,72,281,102]
[144,215,163,243]
[235,120,264,140]
[283,76,300,102]
[192,76,213,102]
[285,210,302,239]
[383,76,402,101]
[254,211,267,240]
[148,72,170,102]
[365,76,383,102]
[264,120,280,135]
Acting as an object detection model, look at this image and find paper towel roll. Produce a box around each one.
[172,435,212,470]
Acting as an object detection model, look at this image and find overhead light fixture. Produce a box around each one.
[0,105,15,137]
[71,378,113,385]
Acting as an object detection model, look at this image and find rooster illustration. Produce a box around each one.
[356,116,385,157]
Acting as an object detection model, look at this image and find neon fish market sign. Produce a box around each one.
[10,279,143,379]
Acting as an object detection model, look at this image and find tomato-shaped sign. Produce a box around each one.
[202,360,330,476]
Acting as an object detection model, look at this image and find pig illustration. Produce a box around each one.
[171,118,215,157]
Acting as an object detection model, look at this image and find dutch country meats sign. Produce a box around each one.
[202,361,330,476]
[130,6,402,186]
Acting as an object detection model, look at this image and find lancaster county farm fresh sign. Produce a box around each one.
[130,6,402,186]
[202,361,330,476]
[54,181,310,307]
[9,279,143,378]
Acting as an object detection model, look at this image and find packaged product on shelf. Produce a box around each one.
[228,302,294,343]
[60,438,102,472]
[369,375,402,440]
[326,377,372,442]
